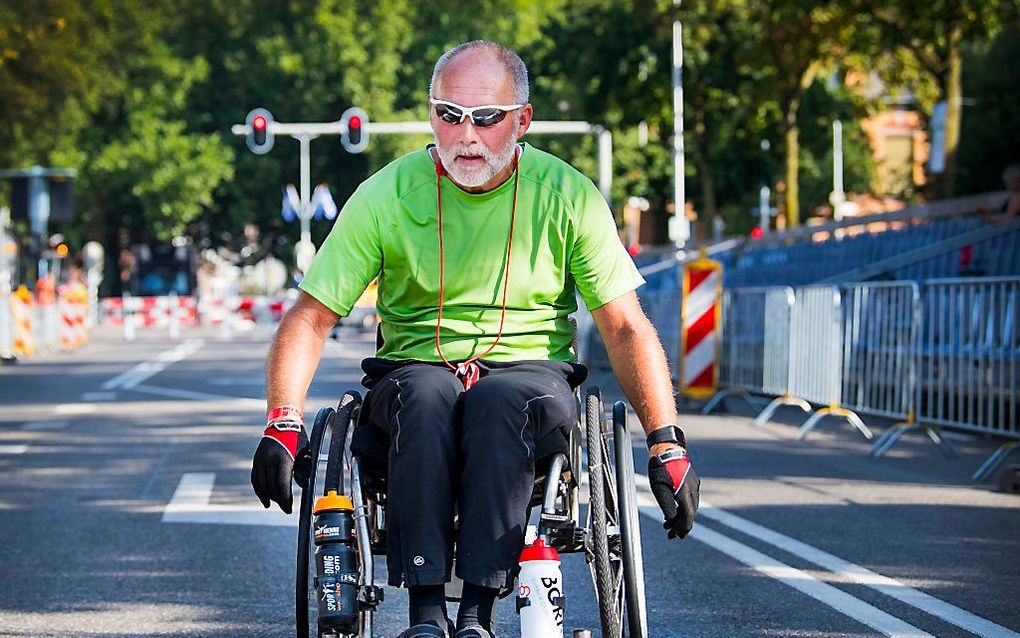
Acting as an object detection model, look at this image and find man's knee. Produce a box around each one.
[368,365,462,453]
[459,373,574,452]
[392,366,462,412]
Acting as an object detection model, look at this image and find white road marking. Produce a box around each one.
[162,472,295,526]
[21,420,70,431]
[130,383,263,406]
[700,501,1020,638]
[54,403,96,415]
[0,444,29,454]
[101,339,204,390]
[632,488,932,638]
[632,470,1019,638]
[80,391,117,401]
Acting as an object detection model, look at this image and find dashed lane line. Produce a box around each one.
[162,472,294,526]
[54,403,96,415]
[0,444,29,454]
[631,471,1019,638]
[101,339,205,390]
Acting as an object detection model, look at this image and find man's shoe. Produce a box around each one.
[453,626,494,638]
[395,622,448,638]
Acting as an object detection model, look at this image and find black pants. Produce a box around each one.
[360,358,587,589]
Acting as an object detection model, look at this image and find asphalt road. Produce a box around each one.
[1,324,1018,638]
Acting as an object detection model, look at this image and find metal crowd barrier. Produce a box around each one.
[753,285,873,440]
[917,277,1018,479]
[701,287,792,414]
[851,282,957,459]
[581,272,1019,480]
[640,290,681,380]
[582,289,681,376]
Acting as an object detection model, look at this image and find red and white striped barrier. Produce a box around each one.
[679,252,723,400]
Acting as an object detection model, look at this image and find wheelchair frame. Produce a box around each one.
[295,386,647,638]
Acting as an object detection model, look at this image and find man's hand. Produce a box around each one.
[251,407,311,514]
[648,445,700,539]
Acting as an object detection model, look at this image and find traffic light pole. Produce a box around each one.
[296,134,315,272]
[672,0,690,246]
[232,118,613,271]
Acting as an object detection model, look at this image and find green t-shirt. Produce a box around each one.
[299,143,645,362]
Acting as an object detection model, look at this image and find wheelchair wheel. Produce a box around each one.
[296,392,363,638]
[613,401,647,638]
[585,387,623,637]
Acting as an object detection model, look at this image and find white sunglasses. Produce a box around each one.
[429,98,524,127]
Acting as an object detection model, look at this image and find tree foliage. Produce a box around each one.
[0,0,1014,252]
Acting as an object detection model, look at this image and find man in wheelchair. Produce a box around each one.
[252,40,700,638]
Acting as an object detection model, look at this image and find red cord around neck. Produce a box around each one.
[433,146,520,389]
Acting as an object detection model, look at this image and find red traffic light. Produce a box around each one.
[750,226,765,239]
[245,108,275,154]
[340,107,369,153]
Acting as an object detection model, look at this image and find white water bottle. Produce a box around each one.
[516,539,565,638]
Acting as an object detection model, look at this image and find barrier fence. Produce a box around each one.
[582,275,1020,480]
[701,287,792,414]
[918,278,1020,479]
[582,289,681,378]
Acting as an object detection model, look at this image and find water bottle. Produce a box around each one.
[314,490,360,634]
[516,539,564,638]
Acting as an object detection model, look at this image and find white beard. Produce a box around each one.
[434,122,520,189]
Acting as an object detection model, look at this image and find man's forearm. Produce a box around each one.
[602,319,678,452]
[265,308,332,413]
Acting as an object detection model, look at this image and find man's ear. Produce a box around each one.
[517,104,534,138]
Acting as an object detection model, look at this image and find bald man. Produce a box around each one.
[252,40,699,638]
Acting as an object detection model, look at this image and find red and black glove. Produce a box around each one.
[648,446,701,539]
[251,406,311,514]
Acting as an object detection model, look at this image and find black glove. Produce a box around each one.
[648,446,700,539]
[251,416,310,514]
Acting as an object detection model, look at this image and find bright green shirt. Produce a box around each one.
[299,143,645,362]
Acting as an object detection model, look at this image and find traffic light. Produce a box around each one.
[340,107,369,153]
[245,108,275,154]
[750,226,765,239]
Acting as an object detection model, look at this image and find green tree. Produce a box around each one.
[855,0,1018,196]
[955,23,1020,194]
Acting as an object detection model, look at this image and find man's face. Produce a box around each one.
[430,51,533,192]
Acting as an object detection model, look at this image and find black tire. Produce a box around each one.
[324,392,361,495]
[586,388,622,638]
[296,405,334,638]
[613,401,647,638]
[298,393,363,638]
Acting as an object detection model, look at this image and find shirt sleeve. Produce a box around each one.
[569,179,646,310]
[299,184,382,317]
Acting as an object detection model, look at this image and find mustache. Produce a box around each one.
[444,144,493,161]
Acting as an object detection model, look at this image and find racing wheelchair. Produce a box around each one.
[295,384,648,638]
